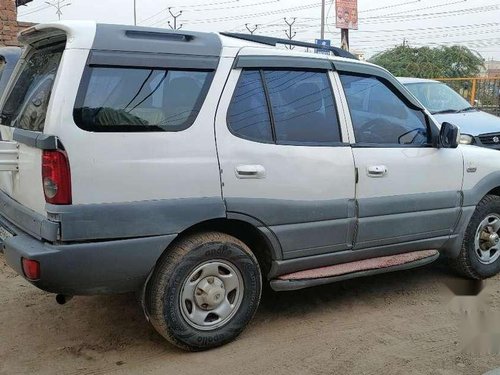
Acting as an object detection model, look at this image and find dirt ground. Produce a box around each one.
[1,253,499,375]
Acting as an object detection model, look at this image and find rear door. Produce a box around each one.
[0,40,65,214]
[215,53,356,260]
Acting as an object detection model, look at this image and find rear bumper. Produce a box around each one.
[2,220,176,295]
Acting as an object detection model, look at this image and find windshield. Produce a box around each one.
[404,82,472,114]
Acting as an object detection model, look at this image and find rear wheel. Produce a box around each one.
[452,195,500,279]
[145,232,262,351]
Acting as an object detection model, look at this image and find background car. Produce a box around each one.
[0,47,21,99]
[399,77,500,149]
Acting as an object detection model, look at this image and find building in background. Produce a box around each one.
[485,60,500,78]
[0,0,34,46]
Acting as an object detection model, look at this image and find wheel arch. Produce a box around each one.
[162,215,282,279]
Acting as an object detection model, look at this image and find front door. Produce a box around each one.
[338,72,463,250]
[215,56,356,260]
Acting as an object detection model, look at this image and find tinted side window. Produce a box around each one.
[227,70,273,142]
[264,70,341,144]
[340,73,428,145]
[74,67,213,132]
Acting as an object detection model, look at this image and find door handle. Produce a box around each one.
[235,165,266,179]
[367,165,387,177]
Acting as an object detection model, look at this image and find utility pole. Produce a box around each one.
[320,0,325,40]
[168,7,183,30]
[245,24,259,35]
[284,17,296,49]
[133,0,137,26]
[45,0,71,21]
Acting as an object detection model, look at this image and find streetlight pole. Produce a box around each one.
[133,0,137,25]
[320,0,325,40]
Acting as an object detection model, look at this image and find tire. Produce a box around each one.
[145,231,262,351]
[452,195,500,279]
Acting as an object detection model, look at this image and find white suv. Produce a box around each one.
[1,21,500,351]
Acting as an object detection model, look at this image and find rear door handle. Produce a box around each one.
[235,165,266,179]
[367,165,387,177]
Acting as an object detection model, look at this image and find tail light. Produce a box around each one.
[22,258,40,280]
[42,150,72,205]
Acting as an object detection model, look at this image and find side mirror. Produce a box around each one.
[439,122,460,149]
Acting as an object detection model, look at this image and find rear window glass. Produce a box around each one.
[74,67,214,132]
[0,44,64,131]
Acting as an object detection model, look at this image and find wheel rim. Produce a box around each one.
[180,260,244,331]
[474,214,500,265]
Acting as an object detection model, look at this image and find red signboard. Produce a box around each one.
[336,0,358,30]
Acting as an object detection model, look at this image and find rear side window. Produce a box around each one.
[0,44,64,131]
[264,70,340,144]
[228,69,342,145]
[227,70,273,142]
[74,67,214,132]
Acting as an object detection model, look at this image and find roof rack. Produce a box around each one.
[220,32,358,60]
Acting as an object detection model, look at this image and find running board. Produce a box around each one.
[270,250,439,292]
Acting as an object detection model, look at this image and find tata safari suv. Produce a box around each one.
[1,21,500,351]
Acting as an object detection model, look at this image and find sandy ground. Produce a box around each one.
[1,253,499,375]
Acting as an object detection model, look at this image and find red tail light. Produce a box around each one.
[22,258,40,280]
[42,150,72,205]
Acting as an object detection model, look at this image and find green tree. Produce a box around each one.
[369,44,484,78]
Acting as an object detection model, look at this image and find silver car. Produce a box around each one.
[399,77,500,149]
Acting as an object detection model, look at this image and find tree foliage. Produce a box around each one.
[369,45,485,78]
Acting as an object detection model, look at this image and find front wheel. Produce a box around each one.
[145,232,262,351]
[452,195,500,279]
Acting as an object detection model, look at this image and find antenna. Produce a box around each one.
[168,7,183,30]
[44,0,71,21]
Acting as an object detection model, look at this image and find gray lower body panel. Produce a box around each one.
[3,228,176,295]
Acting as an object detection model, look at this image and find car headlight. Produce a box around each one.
[459,134,475,145]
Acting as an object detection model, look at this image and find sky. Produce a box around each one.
[16,0,500,61]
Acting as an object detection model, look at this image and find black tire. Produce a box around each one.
[451,195,500,279]
[145,231,262,351]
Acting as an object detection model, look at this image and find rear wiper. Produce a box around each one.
[431,109,460,115]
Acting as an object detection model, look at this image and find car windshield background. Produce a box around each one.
[228,69,342,145]
[0,58,5,83]
[405,82,471,114]
[0,44,64,132]
[340,73,429,146]
[74,66,214,132]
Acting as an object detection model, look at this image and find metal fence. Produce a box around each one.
[435,77,500,117]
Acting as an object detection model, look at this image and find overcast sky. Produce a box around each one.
[17,0,500,60]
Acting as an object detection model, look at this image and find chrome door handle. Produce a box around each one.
[367,165,387,177]
[235,165,266,179]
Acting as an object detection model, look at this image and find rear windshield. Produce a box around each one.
[73,66,214,132]
[0,43,64,131]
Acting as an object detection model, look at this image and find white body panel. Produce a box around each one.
[353,147,464,198]
[48,49,233,205]
[215,61,355,202]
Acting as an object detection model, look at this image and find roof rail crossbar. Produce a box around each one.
[220,32,358,60]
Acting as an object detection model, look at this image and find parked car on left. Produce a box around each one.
[0,47,22,99]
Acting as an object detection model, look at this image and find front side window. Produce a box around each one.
[340,73,429,146]
[0,43,64,131]
[74,67,214,132]
[228,68,342,145]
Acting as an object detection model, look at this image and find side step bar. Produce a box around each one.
[270,250,439,292]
